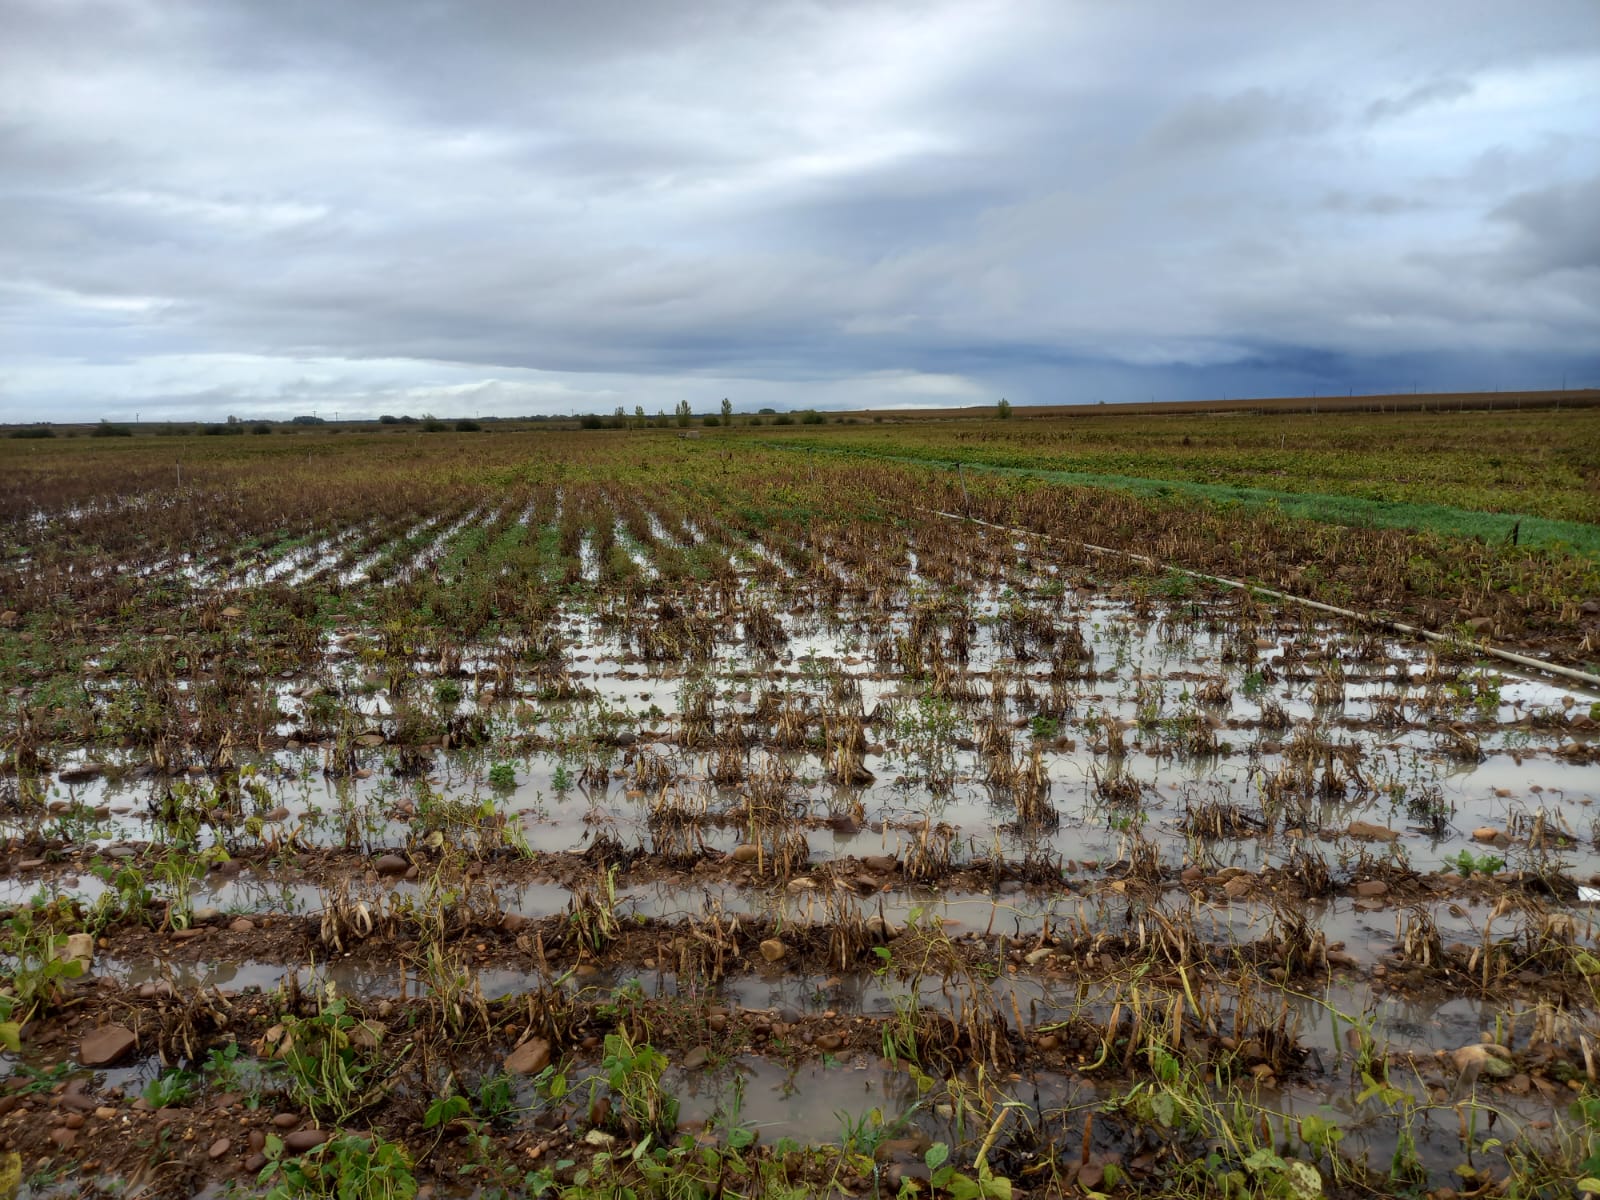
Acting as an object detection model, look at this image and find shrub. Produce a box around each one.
[91,420,132,437]
[454,419,482,432]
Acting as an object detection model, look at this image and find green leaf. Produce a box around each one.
[0,1023,20,1053]
[925,1142,950,1171]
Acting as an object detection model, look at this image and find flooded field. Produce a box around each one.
[2,431,1599,1198]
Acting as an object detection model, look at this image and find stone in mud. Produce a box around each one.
[1346,821,1399,843]
[1354,880,1388,898]
[862,855,898,874]
[208,1137,232,1160]
[283,1128,331,1152]
[58,932,94,970]
[264,807,291,822]
[504,1037,552,1076]
[1472,827,1508,844]
[682,1045,711,1069]
[759,938,788,963]
[59,762,106,783]
[373,853,410,876]
[1452,1043,1515,1080]
[730,844,760,864]
[229,918,255,933]
[815,1034,844,1052]
[1223,876,1253,899]
[79,1024,137,1067]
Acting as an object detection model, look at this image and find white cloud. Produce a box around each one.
[0,0,1596,420]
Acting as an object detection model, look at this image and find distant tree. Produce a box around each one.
[454,418,482,432]
[758,407,777,414]
[772,412,795,426]
[720,398,733,423]
[420,413,449,432]
[799,410,825,425]
[634,405,646,429]
[251,422,272,435]
[379,414,401,424]
[997,398,1013,419]
[579,413,605,429]
[91,420,132,437]
[702,414,720,427]
[674,399,692,428]
[10,426,54,439]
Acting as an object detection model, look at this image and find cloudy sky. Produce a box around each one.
[2,0,1597,421]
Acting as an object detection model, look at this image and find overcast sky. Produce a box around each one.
[2,0,1597,421]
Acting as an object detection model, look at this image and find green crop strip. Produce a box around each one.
[756,439,1600,558]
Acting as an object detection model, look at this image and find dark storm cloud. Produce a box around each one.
[1,0,1597,420]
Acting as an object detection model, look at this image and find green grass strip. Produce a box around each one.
[758,439,1600,557]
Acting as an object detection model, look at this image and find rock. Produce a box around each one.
[17,858,44,870]
[759,938,788,963]
[244,1153,267,1173]
[1453,1043,1515,1080]
[249,1129,266,1152]
[501,913,528,933]
[229,918,255,933]
[49,1127,76,1151]
[1347,821,1400,843]
[283,1128,330,1152]
[862,855,898,874]
[271,1112,301,1128]
[264,807,291,823]
[1024,947,1055,966]
[1180,866,1204,884]
[79,1024,137,1067]
[58,932,95,969]
[815,1033,844,1052]
[886,1162,933,1190]
[373,853,410,876]
[1223,876,1253,899]
[94,1106,117,1119]
[683,1045,710,1070]
[1472,827,1507,844]
[583,1129,616,1148]
[504,1037,552,1075]
[356,733,385,748]
[220,606,245,620]
[1354,880,1388,898]
[209,1137,232,1160]
[59,762,106,783]
[191,906,220,923]
[730,844,760,864]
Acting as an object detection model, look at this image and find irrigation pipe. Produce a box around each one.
[917,506,1600,691]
